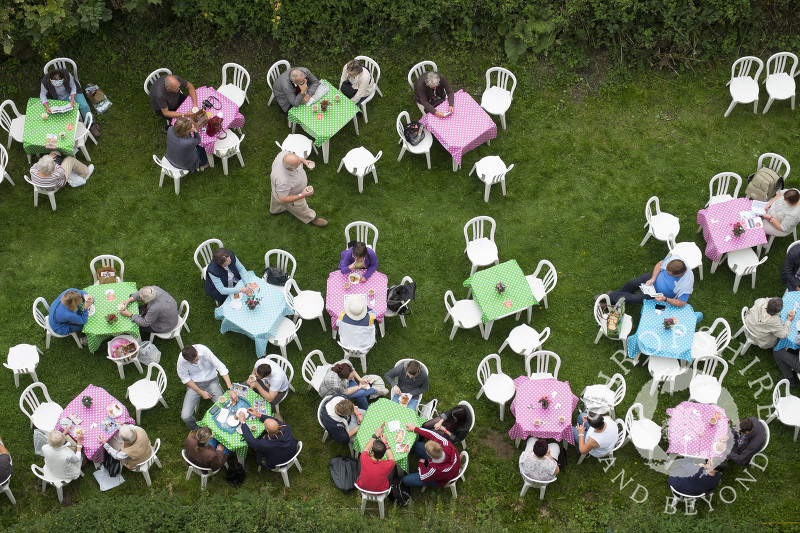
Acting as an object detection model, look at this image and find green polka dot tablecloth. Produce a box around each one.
[197,389,270,458]
[287,81,358,147]
[463,260,537,323]
[353,398,426,472]
[82,282,140,353]
[22,98,79,156]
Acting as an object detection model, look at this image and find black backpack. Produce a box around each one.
[388,476,411,506]
[387,281,416,315]
[403,122,425,146]
[329,456,360,492]
[225,459,246,488]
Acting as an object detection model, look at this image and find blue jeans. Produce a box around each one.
[402,472,437,487]
[207,437,231,455]
[196,145,209,168]
[392,394,419,412]
[573,412,591,453]
[347,380,375,410]
[75,94,90,120]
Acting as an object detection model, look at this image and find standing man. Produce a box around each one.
[414,71,454,117]
[177,344,234,429]
[270,150,328,227]
[149,74,199,133]
[273,67,321,113]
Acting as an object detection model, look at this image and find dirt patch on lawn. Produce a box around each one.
[479,429,515,458]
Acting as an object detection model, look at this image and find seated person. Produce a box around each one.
[204,248,249,305]
[667,458,726,496]
[339,241,378,281]
[184,427,227,470]
[356,425,395,492]
[574,412,619,458]
[763,189,800,237]
[40,67,89,118]
[30,153,94,189]
[774,341,800,388]
[0,435,11,483]
[166,118,209,172]
[339,59,376,105]
[385,360,429,412]
[318,362,375,410]
[743,297,794,349]
[727,417,766,465]
[118,286,179,334]
[422,404,472,444]
[238,408,297,469]
[781,240,800,292]
[402,422,461,488]
[414,71,454,117]
[48,288,93,341]
[337,298,377,352]
[321,395,364,443]
[149,74,198,132]
[519,438,560,481]
[42,430,83,481]
[247,361,290,410]
[599,254,694,308]
[273,67,321,113]
[100,424,152,471]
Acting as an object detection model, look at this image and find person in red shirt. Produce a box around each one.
[402,423,461,488]
[356,425,395,492]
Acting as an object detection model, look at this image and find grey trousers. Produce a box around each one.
[182,378,224,429]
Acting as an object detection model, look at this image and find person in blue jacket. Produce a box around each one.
[237,408,297,469]
[48,289,93,342]
[204,248,249,305]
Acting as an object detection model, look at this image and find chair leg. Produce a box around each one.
[500,113,507,130]
[449,323,459,340]
[221,157,229,176]
[753,100,758,114]
[33,189,39,207]
[280,344,287,358]
[71,332,83,348]
[357,174,364,193]
[117,362,125,380]
[133,359,144,374]
[751,271,757,289]
[723,100,737,118]
[12,372,19,388]
[498,339,508,353]
[236,151,244,168]
[361,103,369,124]
[136,409,141,425]
[317,315,327,332]
[80,145,91,161]
[639,230,652,246]
[142,469,152,486]
[48,192,57,211]
[400,315,406,327]
[174,176,181,195]
[293,335,303,351]
[360,497,367,516]
[732,274,742,294]
[425,151,431,169]
[484,182,491,202]
[794,426,799,442]
[55,485,64,503]
[176,334,184,350]
[281,470,290,487]
[763,97,775,114]
[499,401,505,421]
[378,321,385,338]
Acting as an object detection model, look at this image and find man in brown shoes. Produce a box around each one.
[270,150,328,227]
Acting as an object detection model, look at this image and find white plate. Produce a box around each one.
[107,403,123,418]
[226,415,239,427]
[236,408,248,418]
[87,305,96,316]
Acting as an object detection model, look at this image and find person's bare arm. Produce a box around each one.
[186,82,198,108]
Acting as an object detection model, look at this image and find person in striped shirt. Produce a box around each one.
[401,423,461,488]
[30,153,93,188]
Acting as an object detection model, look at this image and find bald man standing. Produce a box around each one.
[269,150,328,227]
[149,74,198,133]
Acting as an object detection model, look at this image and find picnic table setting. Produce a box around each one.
[82,281,140,353]
[626,300,704,362]
[352,398,426,472]
[172,86,245,155]
[463,260,537,339]
[197,388,271,464]
[325,269,388,332]
[697,197,767,273]
[22,98,79,156]
[666,401,733,460]
[509,377,579,447]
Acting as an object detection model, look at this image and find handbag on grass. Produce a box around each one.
[606,297,625,338]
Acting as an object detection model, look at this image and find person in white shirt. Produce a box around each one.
[247,360,290,409]
[42,430,83,481]
[574,412,618,458]
[177,344,234,429]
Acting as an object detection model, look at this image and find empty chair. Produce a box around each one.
[149,300,190,349]
[268,318,303,358]
[582,373,626,418]
[525,350,561,380]
[706,172,743,206]
[275,134,315,159]
[396,111,432,169]
[647,356,689,396]
[593,294,632,355]
[726,249,768,293]
[127,362,169,425]
[640,196,680,246]
[265,441,303,487]
[624,403,662,462]
[355,482,391,518]
[5,344,42,387]
[521,259,558,321]
[90,254,124,284]
[265,248,297,280]
[0,100,26,159]
[182,449,223,491]
[758,152,791,179]
[382,275,414,333]
[153,154,189,195]
[766,379,800,441]
[443,290,485,340]
[19,382,62,431]
[32,296,82,349]
[345,220,379,251]
[667,234,703,281]
[144,68,172,95]
[481,67,516,129]
[576,418,627,465]
[284,279,326,332]
[266,60,291,107]
[688,354,728,404]
[337,147,382,193]
[302,350,331,392]
[725,56,763,116]
[131,438,162,486]
[338,341,370,374]
[499,324,550,358]
[30,463,77,503]
[691,317,731,360]
[469,155,513,202]
[218,62,250,107]
[73,112,94,161]
[213,132,245,176]
[352,55,382,123]
[420,450,468,499]
[762,52,798,114]
[106,334,143,379]
[23,173,60,210]
[0,144,16,188]
[732,306,757,358]
[464,216,499,277]
[476,354,515,421]
[44,57,79,82]
[0,456,14,504]
[194,238,223,280]
[407,60,438,88]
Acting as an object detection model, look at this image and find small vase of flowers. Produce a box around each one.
[732,221,746,237]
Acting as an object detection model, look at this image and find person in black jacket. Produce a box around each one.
[237,409,297,469]
[727,417,766,465]
[781,243,800,292]
[668,458,726,496]
[422,404,472,444]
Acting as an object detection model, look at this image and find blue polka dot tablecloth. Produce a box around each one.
[626,300,703,361]
[22,98,78,156]
[774,291,800,351]
[214,271,293,358]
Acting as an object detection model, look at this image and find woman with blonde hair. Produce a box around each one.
[183,426,227,470]
[339,59,376,104]
[48,288,93,343]
[166,117,209,172]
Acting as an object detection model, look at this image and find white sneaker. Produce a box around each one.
[85,164,95,180]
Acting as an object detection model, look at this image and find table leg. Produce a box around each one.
[452,158,458,172]
[709,259,720,273]
[322,140,330,164]
[483,320,494,339]
[352,115,359,136]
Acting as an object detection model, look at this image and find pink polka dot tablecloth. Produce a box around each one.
[54,384,134,463]
[419,90,497,167]
[666,401,731,459]
[696,197,766,261]
[325,270,387,330]
[509,377,579,445]
[173,87,245,155]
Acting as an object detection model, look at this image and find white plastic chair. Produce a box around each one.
[275,134,316,159]
[647,356,688,396]
[302,350,330,392]
[521,259,558,321]
[260,354,296,394]
[5,344,42,387]
[640,195,680,246]
[464,215,499,277]
[476,354,515,421]
[355,482,390,518]
[469,156,513,202]
[421,450,468,499]
[337,147,382,193]
[44,58,79,83]
[345,220,379,251]
[144,68,172,96]
[667,233,703,281]
[131,438,162,486]
[30,463,78,503]
[268,318,303,358]
[153,154,189,195]
[218,62,250,107]
[0,144,16,188]
[149,300,190,350]
[262,441,302,487]
[353,55,382,123]
[457,400,476,450]
[213,132,245,176]
[106,334,143,379]
[582,373,627,418]
[0,100,26,161]
[338,341,371,374]
[688,354,728,404]
[624,403,661,462]
[593,294,632,355]
[23,174,60,210]
[265,248,297,280]
[669,486,704,514]
[444,290,485,340]
[382,275,414,335]
[90,254,124,284]
[524,350,561,380]
[725,56,763,117]
[194,238,223,280]
[73,111,93,161]
[407,61,438,88]
[520,471,556,500]
[182,449,223,491]
[758,152,791,179]
[691,317,731,360]
[725,249,768,293]
[481,67,516,129]
[762,52,798,114]
[284,278,326,332]
[706,172,743,207]
[732,306,756,358]
[126,362,169,425]
[33,296,82,349]
[766,379,800,441]
[19,382,62,431]
[0,457,14,504]
[759,419,770,454]
[396,111,432,169]
[576,418,626,464]
[266,60,291,107]
[499,324,550,359]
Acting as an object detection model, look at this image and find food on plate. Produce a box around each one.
[396,443,410,453]
[399,394,411,406]
[394,430,406,443]
[348,273,360,283]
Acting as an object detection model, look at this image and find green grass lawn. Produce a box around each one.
[0,23,799,532]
